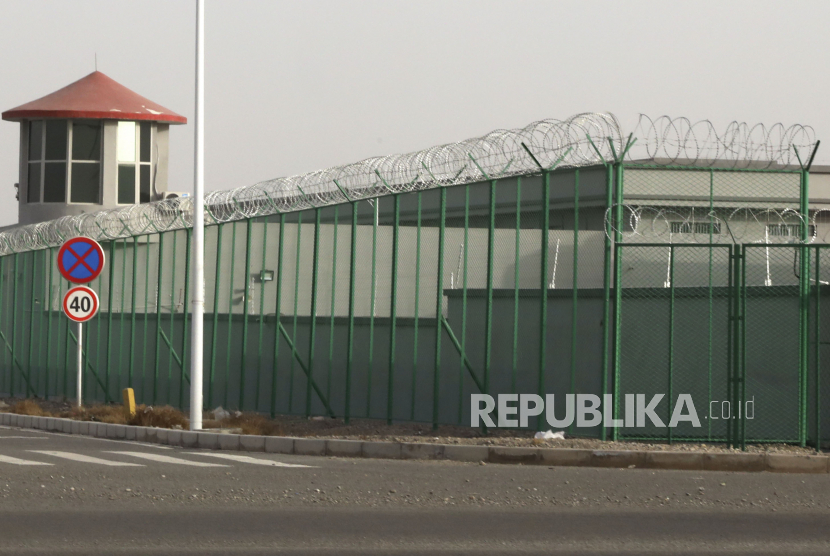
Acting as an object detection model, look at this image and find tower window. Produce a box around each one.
[26,119,101,204]
[117,121,154,205]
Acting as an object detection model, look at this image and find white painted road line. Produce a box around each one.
[104,451,229,467]
[0,455,53,466]
[29,451,144,467]
[188,452,313,468]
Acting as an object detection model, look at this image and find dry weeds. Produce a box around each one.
[10,399,48,416]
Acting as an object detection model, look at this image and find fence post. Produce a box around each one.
[26,253,37,395]
[667,245,675,445]
[432,188,447,430]
[271,215,286,417]
[129,237,138,391]
[387,195,400,424]
[815,246,821,452]
[512,179,522,397]
[569,169,579,434]
[306,209,321,417]
[180,228,192,409]
[345,204,357,423]
[105,241,116,399]
[256,220,269,412]
[239,219,253,410]
[611,162,624,440]
[225,222,238,408]
[153,234,165,405]
[538,169,550,429]
[209,224,223,408]
[10,253,18,396]
[45,249,54,399]
[411,193,423,420]
[601,164,612,440]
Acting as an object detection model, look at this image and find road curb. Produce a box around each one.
[3,412,829,474]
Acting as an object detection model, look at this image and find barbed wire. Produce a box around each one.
[0,112,818,255]
[604,205,830,244]
[626,115,816,168]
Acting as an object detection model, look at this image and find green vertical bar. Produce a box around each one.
[511,178,522,395]
[26,253,38,395]
[0,257,6,394]
[256,220,269,412]
[129,237,138,390]
[142,235,151,398]
[179,228,192,410]
[152,234,165,406]
[667,245,675,445]
[45,249,53,398]
[708,169,714,440]
[570,170,579,427]
[387,195,400,424]
[611,163,624,440]
[0,257,5,394]
[239,219,253,410]
[118,239,128,391]
[271,215,286,417]
[800,168,811,447]
[815,246,821,452]
[306,209,321,417]
[432,188,447,429]
[288,214,302,413]
[10,254,18,396]
[327,209,337,405]
[166,232,178,405]
[209,224,224,408]
[726,245,735,448]
[225,222,238,409]
[410,193,422,420]
[63,279,70,399]
[736,245,752,451]
[600,164,612,441]
[457,186,469,423]
[345,204,357,424]
[105,241,115,399]
[538,171,550,421]
[484,179,496,403]
[38,252,47,396]
[367,201,378,417]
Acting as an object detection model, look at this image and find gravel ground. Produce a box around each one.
[0,396,817,455]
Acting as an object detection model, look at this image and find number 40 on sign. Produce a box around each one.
[63,286,99,322]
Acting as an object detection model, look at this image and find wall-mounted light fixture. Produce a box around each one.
[260,270,274,282]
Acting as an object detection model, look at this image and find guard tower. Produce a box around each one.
[2,71,187,226]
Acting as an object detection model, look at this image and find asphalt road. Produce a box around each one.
[2,424,830,554]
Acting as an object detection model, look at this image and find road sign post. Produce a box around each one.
[57,238,104,408]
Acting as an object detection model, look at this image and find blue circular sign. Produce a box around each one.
[57,237,105,284]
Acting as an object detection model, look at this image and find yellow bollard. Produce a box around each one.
[122,388,136,420]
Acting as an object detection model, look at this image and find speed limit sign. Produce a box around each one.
[63,286,99,323]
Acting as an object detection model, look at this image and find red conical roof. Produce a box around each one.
[2,71,186,124]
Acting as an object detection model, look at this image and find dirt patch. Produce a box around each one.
[0,396,817,454]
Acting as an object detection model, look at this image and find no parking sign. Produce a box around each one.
[57,237,105,284]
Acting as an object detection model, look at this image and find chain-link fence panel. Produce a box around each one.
[616,244,732,441]
[742,245,802,443]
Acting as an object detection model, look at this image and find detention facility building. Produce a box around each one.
[1,71,829,449]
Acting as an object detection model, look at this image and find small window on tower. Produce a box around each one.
[44,120,67,161]
[28,121,43,161]
[118,165,136,205]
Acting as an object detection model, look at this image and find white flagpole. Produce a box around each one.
[190,0,205,431]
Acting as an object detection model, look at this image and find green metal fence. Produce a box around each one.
[1,153,828,448]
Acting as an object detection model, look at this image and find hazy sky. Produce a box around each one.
[1,0,828,227]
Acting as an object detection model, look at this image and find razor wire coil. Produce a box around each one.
[0,113,817,255]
